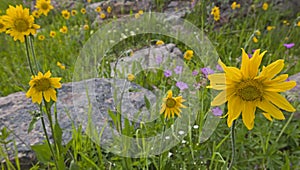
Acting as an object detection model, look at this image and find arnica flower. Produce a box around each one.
[87,0,91,3]
[135,13,140,19]
[160,90,187,119]
[100,13,106,19]
[2,5,40,43]
[207,49,296,130]
[95,6,101,13]
[61,10,70,19]
[253,36,258,43]
[71,10,77,16]
[262,2,268,11]
[267,26,275,31]
[38,35,45,41]
[176,81,188,91]
[107,6,112,13]
[81,8,86,14]
[83,24,89,30]
[283,43,295,49]
[35,0,53,16]
[49,31,56,38]
[127,74,135,81]
[57,61,65,70]
[184,50,194,60]
[156,40,164,45]
[0,17,7,33]
[32,10,40,18]
[26,71,62,104]
[255,30,261,36]
[211,6,220,21]
[297,21,300,27]
[138,10,144,15]
[59,26,68,34]
[231,2,240,10]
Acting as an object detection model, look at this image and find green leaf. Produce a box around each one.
[69,160,80,170]
[31,144,52,163]
[54,122,63,153]
[144,95,151,111]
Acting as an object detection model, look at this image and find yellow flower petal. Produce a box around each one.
[259,60,284,80]
[241,48,250,77]
[211,90,227,106]
[257,99,285,120]
[262,113,273,121]
[264,92,296,112]
[227,95,242,127]
[264,81,296,92]
[242,101,256,130]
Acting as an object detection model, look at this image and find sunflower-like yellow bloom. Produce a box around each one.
[26,71,62,104]
[207,49,296,130]
[49,30,56,37]
[156,40,164,45]
[211,6,220,21]
[32,10,40,18]
[35,0,53,16]
[0,17,7,33]
[38,35,45,40]
[2,5,40,42]
[100,13,106,19]
[83,24,89,30]
[127,74,135,81]
[71,10,77,16]
[61,10,70,19]
[107,6,112,13]
[160,90,187,119]
[59,26,68,34]
[231,2,240,10]
[81,8,86,14]
[184,50,194,60]
[262,2,268,11]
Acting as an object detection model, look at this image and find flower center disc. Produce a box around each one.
[166,98,176,108]
[41,3,49,10]
[15,19,29,32]
[0,23,4,29]
[35,78,51,91]
[237,80,263,101]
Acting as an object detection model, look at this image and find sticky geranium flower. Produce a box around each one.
[174,66,183,74]
[192,70,199,76]
[35,0,53,16]
[164,70,172,77]
[283,43,295,49]
[160,90,187,119]
[212,107,222,116]
[2,5,40,42]
[26,71,62,104]
[156,56,163,64]
[201,67,214,78]
[207,48,296,130]
[176,81,188,91]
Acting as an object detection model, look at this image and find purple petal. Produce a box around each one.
[201,67,214,78]
[176,81,188,90]
[192,70,199,76]
[216,64,223,71]
[212,107,222,116]
[283,43,295,49]
[174,66,183,74]
[164,70,172,77]
[156,56,163,64]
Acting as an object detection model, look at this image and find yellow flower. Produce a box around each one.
[231,2,240,10]
[0,17,7,33]
[135,13,140,19]
[297,21,300,27]
[32,10,40,18]
[138,10,144,15]
[49,31,56,37]
[262,2,268,11]
[127,74,135,81]
[107,6,112,13]
[211,6,220,21]
[267,26,275,31]
[156,40,164,45]
[71,10,77,16]
[83,24,89,30]
[255,30,261,36]
[26,71,62,104]
[2,5,40,43]
[61,10,70,19]
[207,49,296,130]
[87,0,91,3]
[100,13,106,19]
[252,36,258,43]
[57,61,66,70]
[95,6,101,13]
[160,90,187,119]
[81,8,86,14]
[38,35,45,40]
[59,26,68,34]
[184,50,194,60]
[35,0,53,16]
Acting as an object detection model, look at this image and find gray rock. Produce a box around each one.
[0,78,156,164]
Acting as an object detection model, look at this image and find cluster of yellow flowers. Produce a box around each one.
[211,6,220,21]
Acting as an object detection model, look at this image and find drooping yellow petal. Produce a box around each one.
[227,95,243,127]
[264,92,296,112]
[208,73,226,85]
[211,90,227,106]
[262,113,273,121]
[257,99,285,120]
[242,101,256,130]
[43,89,51,102]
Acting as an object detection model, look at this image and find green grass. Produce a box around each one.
[1,0,300,169]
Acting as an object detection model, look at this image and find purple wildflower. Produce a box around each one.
[192,70,199,76]
[176,81,188,90]
[156,56,163,64]
[164,70,172,77]
[283,43,295,49]
[212,107,222,116]
[174,66,183,74]
[216,64,223,71]
[248,53,253,58]
[201,67,214,78]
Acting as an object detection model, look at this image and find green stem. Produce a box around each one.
[228,120,236,170]
[159,118,167,170]
[40,104,59,168]
[44,101,58,155]
[24,36,35,75]
[29,36,40,72]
